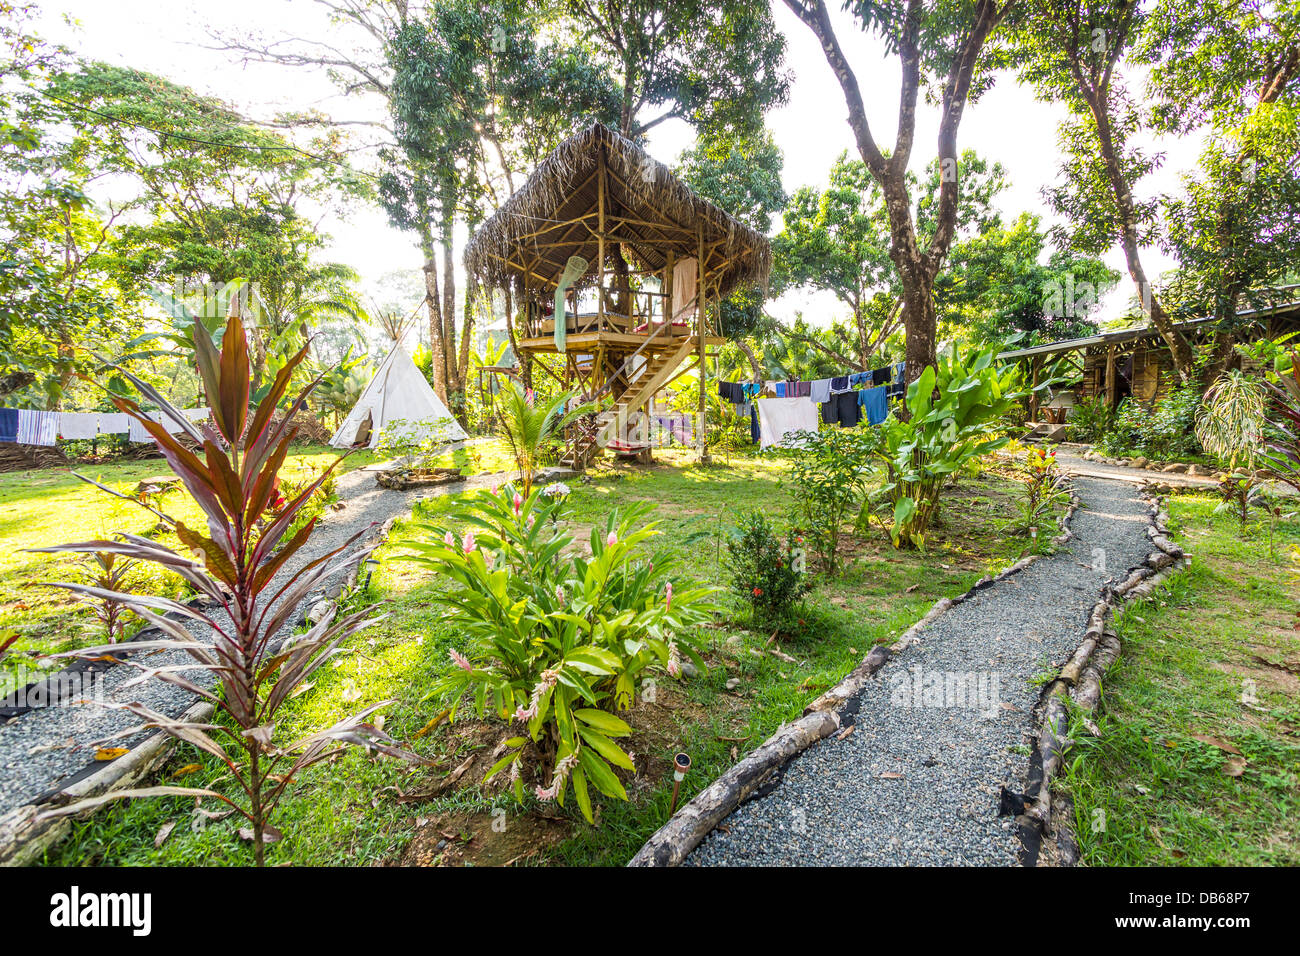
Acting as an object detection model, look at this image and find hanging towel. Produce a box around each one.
[671,257,698,323]
[0,408,17,443]
[58,412,101,440]
[756,397,819,449]
[858,385,889,426]
[775,382,787,398]
[16,410,58,446]
[809,378,832,404]
[98,413,129,435]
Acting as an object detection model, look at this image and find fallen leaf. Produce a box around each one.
[94,747,129,761]
[238,824,283,843]
[880,771,904,779]
[905,584,919,593]
[1190,734,1241,755]
[154,820,177,849]
[172,763,201,777]
[836,725,856,741]
[1222,756,1247,777]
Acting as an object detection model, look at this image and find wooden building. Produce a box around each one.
[464,123,771,466]
[1001,296,1300,427]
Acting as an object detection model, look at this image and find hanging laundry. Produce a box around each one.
[829,375,852,395]
[0,408,17,443]
[775,382,787,398]
[127,415,152,443]
[848,371,870,387]
[820,391,861,428]
[871,366,891,386]
[750,404,760,444]
[809,378,832,404]
[757,397,819,449]
[57,413,101,441]
[16,410,58,446]
[858,385,889,425]
[98,413,129,435]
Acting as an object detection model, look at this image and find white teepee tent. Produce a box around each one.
[330,346,467,450]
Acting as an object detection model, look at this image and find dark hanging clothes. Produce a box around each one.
[871,366,891,386]
[0,408,17,443]
[751,404,760,444]
[821,390,861,428]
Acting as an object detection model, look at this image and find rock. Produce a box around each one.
[1186,465,1204,477]
[725,677,741,691]
[1131,457,1148,468]
[680,661,700,679]
[1162,463,1188,474]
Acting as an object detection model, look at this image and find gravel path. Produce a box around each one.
[686,476,1153,866]
[0,461,459,815]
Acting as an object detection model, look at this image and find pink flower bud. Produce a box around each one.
[606,530,618,547]
[462,531,476,553]
[513,492,523,515]
[665,581,673,612]
[443,531,455,547]
[555,585,565,605]
[449,649,473,671]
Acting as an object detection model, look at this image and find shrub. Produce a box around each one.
[1195,369,1266,468]
[724,510,813,625]
[78,550,137,643]
[869,341,1042,549]
[495,383,595,496]
[784,425,875,574]
[33,314,419,865]
[1100,387,1203,460]
[397,487,721,823]
[1065,395,1114,444]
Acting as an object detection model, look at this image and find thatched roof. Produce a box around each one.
[464,123,771,298]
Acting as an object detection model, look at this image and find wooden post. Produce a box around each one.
[597,148,606,334]
[1105,344,1117,408]
[664,250,674,327]
[696,227,709,463]
[1029,355,1042,422]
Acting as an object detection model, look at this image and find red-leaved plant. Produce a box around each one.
[31,314,419,864]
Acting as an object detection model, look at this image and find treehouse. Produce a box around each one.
[464,123,771,466]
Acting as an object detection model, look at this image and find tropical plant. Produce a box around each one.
[869,340,1048,549]
[397,486,720,822]
[1017,447,1071,540]
[724,510,813,626]
[375,416,458,471]
[78,550,137,644]
[785,425,876,574]
[32,313,419,865]
[1195,369,1267,468]
[495,383,595,497]
[1215,472,1265,533]
[1064,395,1115,444]
[1100,387,1204,461]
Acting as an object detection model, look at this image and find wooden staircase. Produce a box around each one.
[560,337,695,467]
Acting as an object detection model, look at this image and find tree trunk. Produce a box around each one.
[441,210,458,398]
[1083,93,1194,380]
[421,232,448,403]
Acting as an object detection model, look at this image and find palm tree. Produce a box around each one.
[495,383,594,496]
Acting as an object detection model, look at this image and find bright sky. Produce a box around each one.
[35,0,1204,329]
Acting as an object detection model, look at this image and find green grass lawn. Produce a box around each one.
[1062,493,1300,865]
[0,443,375,695]
[41,449,1059,866]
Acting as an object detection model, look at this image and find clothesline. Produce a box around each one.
[0,407,210,447]
[719,360,906,449]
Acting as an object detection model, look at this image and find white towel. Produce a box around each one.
[97,413,129,435]
[757,397,820,450]
[809,379,832,404]
[127,415,152,443]
[58,412,101,440]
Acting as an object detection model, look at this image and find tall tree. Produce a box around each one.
[1008,0,1197,378]
[781,0,1014,386]
[561,0,791,139]
[773,148,1006,369]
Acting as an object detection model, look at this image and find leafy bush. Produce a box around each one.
[1017,447,1071,538]
[495,383,594,496]
[1065,395,1114,444]
[35,314,419,865]
[1195,369,1266,468]
[869,341,1041,549]
[1099,387,1203,460]
[784,425,875,573]
[78,551,137,643]
[724,510,813,625]
[398,487,720,822]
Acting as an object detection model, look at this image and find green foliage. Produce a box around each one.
[868,340,1041,549]
[1195,369,1266,467]
[495,383,594,497]
[375,416,460,471]
[1065,395,1115,444]
[1016,447,1071,538]
[784,425,876,574]
[397,488,721,823]
[723,509,813,627]
[1100,388,1204,461]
